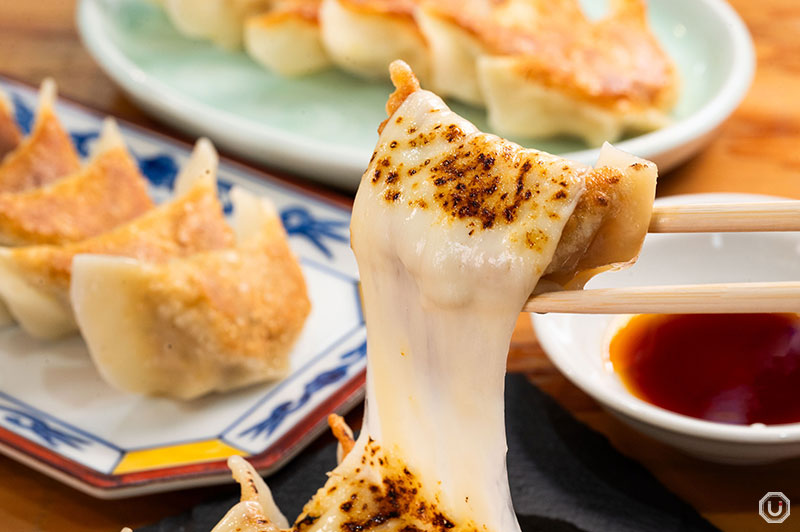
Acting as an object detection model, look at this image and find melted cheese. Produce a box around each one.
[342,80,589,532]
[209,61,656,532]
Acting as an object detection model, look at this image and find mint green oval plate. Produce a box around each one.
[77,0,753,189]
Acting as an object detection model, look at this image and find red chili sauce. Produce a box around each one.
[609,313,800,425]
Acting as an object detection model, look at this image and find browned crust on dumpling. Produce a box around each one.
[328,414,355,459]
[337,0,418,18]
[0,105,80,193]
[380,60,420,133]
[422,0,677,111]
[420,0,585,52]
[224,501,283,532]
[250,0,321,24]
[8,180,233,296]
[0,147,153,245]
[0,101,21,161]
[295,439,471,532]
[511,14,677,111]
[543,161,655,288]
[145,219,310,377]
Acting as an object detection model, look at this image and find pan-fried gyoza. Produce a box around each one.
[71,187,310,399]
[245,0,330,76]
[205,61,656,532]
[0,79,80,193]
[157,0,677,144]
[0,86,22,160]
[0,89,313,397]
[319,0,429,83]
[163,0,275,48]
[418,0,678,143]
[0,139,232,339]
[0,118,152,246]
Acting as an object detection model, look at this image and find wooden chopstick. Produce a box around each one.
[649,201,800,233]
[524,281,800,314]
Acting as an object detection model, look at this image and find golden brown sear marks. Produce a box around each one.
[252,0,322,24]
[295,440,479,532]
[146,224,310,365]
[0,147,152,246]
[338,0,419,18]
[329,414,356,459]
[373,127,576,234]
[0,104,80,193]
[0,97,21,160]
[423,0,676,111]
[381,62,421,132]
[368,59,591,261]
[9,180,233,292]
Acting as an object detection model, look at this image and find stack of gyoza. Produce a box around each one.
[0,81,310,399]
[158,0,679,145]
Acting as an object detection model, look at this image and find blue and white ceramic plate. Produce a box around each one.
[0,76,364,499]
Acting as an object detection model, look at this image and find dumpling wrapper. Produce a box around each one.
[541,142,658,289]
[0,118,153,246]
[0,79,81,193]
[0,86,22,160]
[212,456,289,532]
[478,0,678,145]
[417,0,678,144]
[71,187,310,399]
[205,61,656,532]
[0,138,233,339]
[245,0,331,76]
[319,0,430,83]
[163,0,275,48]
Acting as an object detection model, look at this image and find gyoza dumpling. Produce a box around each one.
[0,118,153,246]
[414,0,490,105]
[212,456,290,532]
[478,0,678,145]
[211,418,352,532]
[372,61,657,290]
[319,0,430,82]
[70,187,310,399]
[541,142,658,289]
[417,0,678,144]
[0,79,81,192]
[244,0,331,76]
[203,60,656,532]
[0,85,20,326]
[163,0,275,48]
[0,138,233,339]
[0,86,22,160]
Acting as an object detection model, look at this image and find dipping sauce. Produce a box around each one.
[609,313,800,425]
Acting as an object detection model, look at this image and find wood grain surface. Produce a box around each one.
[1,1,800,531]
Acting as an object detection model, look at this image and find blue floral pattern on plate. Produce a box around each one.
[0,76,365,496]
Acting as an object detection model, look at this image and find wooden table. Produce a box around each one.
[1,2,799,531]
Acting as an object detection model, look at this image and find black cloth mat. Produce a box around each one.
[139,374,717,531]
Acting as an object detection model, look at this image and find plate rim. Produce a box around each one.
[76,0,755,187]
[0,74,365,498]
